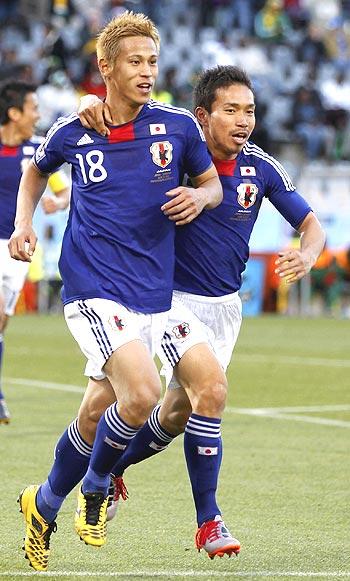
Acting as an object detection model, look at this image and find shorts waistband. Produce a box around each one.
[173,290,239,304]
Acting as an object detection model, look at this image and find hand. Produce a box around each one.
[78,95,112,137]
[161,186,208,226]
[275,249,312,284]
[8,225,37,262]
[41,195,65,214]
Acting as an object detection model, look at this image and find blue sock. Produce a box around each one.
[184,413,222,527]
[112,404,175,476]
[82,403,138,496]
[0,334,4,399]
[36,418,92,522]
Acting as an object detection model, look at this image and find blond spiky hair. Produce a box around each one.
[96,11,160,64]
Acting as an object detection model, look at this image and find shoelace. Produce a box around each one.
[43,521,57,550]
[196,519,223,547]
[111,476,128,502]
[85,493,105,525]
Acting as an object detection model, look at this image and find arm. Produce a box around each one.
[8,161,49,262]
[161,165,223,226]
[275,211,326,284]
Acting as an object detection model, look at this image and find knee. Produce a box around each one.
[161,406,190,436]
[78,399,107,444]
[191,378,227,417]
[119,384,160,428]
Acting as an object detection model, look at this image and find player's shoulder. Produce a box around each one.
[242,141,280,167]
[45,112,81,139]
[242,141,295,189]
[146,99,198,126]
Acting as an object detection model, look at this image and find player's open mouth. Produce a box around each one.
[232,132,248,144]
[137,83,152,94]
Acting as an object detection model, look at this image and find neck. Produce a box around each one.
[0,125,24,146]
[212,150,238,161]
[105,95,144,126]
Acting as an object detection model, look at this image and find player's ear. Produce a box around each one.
[195,106,209,127]
[8,106,21,122]
[98,58,113,79]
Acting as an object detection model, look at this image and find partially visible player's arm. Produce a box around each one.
[41,170,70,214]
[275,211,326,283]
[161,165,222,226]
[8,161,49,262]
[78,94,112,136]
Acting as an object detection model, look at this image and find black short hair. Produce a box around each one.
[0,80,37,125]
[193,65,253,112]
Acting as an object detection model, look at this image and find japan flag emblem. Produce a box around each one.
[240,166,256,176]
[149,123,166,135]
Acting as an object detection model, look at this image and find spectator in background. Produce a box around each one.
[36,69,79,133]
[310,245,344,316]
[324,15,350,73]
[255,0,292,43]
[319,71,350,160]
[291,85,333,160]
[296,21,328,66]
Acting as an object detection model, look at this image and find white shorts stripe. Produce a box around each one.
[64,298,168,380]
[78,301,113,361]
[161,332,181,366]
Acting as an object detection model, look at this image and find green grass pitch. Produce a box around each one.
[1,314,349,580]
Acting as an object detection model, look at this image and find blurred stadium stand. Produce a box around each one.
[2,0,350,316]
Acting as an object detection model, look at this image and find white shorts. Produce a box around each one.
[158,290,242,388]
[64,298,169,380]
[0,239,29,316]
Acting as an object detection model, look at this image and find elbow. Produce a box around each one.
[206,178,223,210]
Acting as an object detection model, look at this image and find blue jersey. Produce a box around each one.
[34,101,212,313]
[0,137,41,239]
[174,141,312,296]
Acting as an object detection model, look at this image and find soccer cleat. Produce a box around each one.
[18,485,57,571]
[106,475,128,521]
[75,487,108,546]
[195,515,240,559]
[0,398,10,424]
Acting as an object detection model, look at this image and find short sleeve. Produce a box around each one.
[33,119,67,174]
[265,158,312,229]
[182,113,212,178]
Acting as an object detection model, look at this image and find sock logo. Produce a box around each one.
[104,436,126,450]
[197,446,218,456]
[149,441,168,451]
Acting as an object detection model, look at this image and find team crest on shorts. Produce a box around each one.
[109,315,125,331]
[172,322,190,339]
[237,183,258,208]
[150,141,173,168]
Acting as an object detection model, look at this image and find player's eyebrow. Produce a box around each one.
[223,102,255,108]
[127,53,158,58]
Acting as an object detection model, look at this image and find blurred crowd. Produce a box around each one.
[2,0,350,317]
[2,0,350,161]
